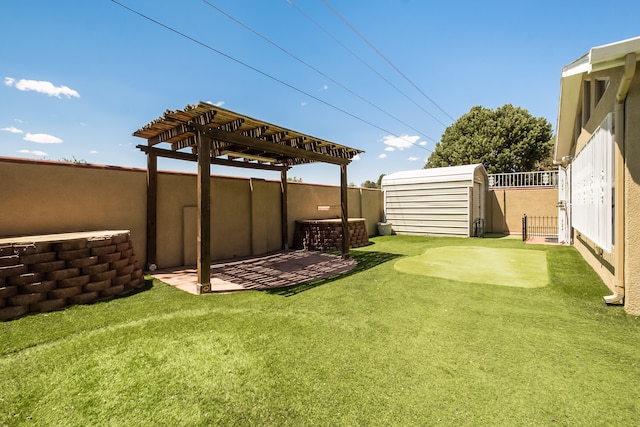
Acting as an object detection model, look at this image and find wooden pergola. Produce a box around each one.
[133,102,363,293]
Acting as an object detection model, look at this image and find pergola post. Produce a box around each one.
[196,132,212,293]
[281,168,289,251]
[340,163,350,258]
[146,150,157,270]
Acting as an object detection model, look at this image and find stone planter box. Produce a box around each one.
[293,218,369,251]
[0,230,144,321]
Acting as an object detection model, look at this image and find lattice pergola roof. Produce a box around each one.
[133,102,363,169]
[133,102,360,292]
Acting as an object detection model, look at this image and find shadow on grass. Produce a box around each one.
[88,278,155,306]
[263,250,401,297]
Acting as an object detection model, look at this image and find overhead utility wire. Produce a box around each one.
[287,0,449,128]
[321,0,456,122]
[201,0,437,144]
[110,0,433,153]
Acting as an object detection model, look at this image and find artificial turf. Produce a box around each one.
[394,245,549,287]
[1,235,639,426]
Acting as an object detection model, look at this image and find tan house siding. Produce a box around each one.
[555,38,640,315]
[623,67,640,314]
[573,233,616,292]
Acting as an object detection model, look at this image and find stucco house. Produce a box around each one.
[554,36,640,314]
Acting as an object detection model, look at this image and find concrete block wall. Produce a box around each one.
[293,219,369,251]
[0,231,143,321]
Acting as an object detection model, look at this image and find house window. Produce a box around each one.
[571,113,614,253]
[582,80,592,124]
[595,78,609,105]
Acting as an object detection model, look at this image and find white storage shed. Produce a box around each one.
[381,164,488,237]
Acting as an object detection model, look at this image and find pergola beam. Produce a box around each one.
[137,145,287,172]
[192,125,351,165]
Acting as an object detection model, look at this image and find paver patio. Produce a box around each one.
[151,250,357,294]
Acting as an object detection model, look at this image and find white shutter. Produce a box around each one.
[570,113,614,253]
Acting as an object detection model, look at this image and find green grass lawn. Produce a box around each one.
[2,235,640,426]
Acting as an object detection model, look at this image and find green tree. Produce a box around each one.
[425,104,554,173]
[361,174,385,189]
[361,180,378,188]
[59,156,87,164]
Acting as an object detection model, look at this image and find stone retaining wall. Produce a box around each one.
[293,219,369,251]
[0,231,143,321]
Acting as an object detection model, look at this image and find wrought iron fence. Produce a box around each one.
[522,214,558,241]
[489,170,558,189]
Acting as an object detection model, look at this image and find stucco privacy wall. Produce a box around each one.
[0,159,148,265]
[487,188,558,235]
[0,158,384,270]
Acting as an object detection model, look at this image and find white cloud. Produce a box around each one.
[301,101,308,107]
[378,153,387,159]
[352,154,360,161]
[18,149,48,157]
[89,150,98,154]
[5,77,79,98]
[419,141,427,146]
[205,100,225,107]
[408,156,420,161]
[321,85,328,91]
[1,126,23,134]
[24,133,63,144]
[382,134,425,150]
[384,146,395,152]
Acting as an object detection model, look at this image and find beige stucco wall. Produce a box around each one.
[0,158,385,270]
[359,188,385,236]
[573,234,616,292]
[0,159,148,266]
[286,182,383,245]
[623,64,640,315]
[487,188,558,234]
[561,59,640,315]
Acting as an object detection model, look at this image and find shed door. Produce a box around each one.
[473,182,482,220]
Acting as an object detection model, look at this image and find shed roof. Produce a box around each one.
[555,36,640,162]
[133,102,363,169]
[382,164,486,186]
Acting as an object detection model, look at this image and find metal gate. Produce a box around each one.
[522,214,558,241]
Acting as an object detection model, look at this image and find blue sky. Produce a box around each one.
[2,1,639,186]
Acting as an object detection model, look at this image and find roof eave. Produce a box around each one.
[555,35,640,163]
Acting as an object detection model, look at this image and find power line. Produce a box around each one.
[110,0,433,153]
[287,0,449,128]
[320,0,456,122]
[201,0,437,143]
